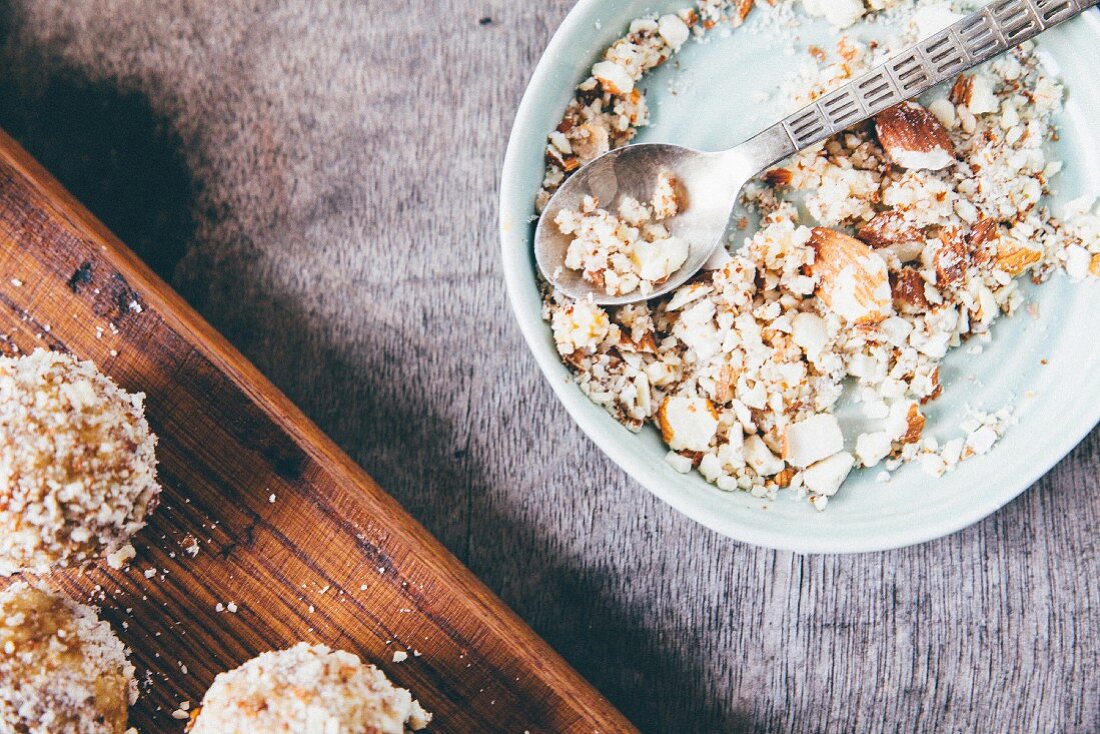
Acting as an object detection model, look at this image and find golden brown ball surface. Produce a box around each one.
[190,643,431,734]
[0,349,160,576]
[0,582,136,734]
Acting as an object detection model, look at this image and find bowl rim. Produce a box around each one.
[499,1,1100,554]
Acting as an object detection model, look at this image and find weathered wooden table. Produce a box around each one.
[0,1,1096,731]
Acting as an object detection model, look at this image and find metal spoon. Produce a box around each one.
[535,0,1097,306]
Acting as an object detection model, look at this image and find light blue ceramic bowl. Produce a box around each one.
[500,2,1100,553]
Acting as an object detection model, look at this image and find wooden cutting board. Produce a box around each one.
[0,130,638,734]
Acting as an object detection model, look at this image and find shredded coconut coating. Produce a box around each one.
[0,582,137,734]
[540,2,1098,507]
[0,349,160,575]
[189,643,431,734]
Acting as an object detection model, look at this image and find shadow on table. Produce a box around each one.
[0,0,196,281]
[222,287,790,734]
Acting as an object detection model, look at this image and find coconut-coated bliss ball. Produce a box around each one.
[189,643,431,734]
[0,582,137,733]
[0,349,160,576]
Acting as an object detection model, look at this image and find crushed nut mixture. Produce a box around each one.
[555,173,687,296]
[539,1,1098,509]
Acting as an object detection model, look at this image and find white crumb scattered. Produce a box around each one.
[106,543,136,570]
[801,0,867,29]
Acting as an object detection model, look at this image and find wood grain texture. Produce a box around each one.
[0,2,1097,732]
[0,131,638,733]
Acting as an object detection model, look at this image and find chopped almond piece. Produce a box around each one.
[802,452,854,497]
[921,368,944,404]
[743,435,785,476]
[591,61,634,96]
[773,467,798,488]
[618,331,657,354]
[570,122,610,163]
[996,240,1044,277]
[967,218,999,248]
[934,231,969,289]
[875,102,956,171]
[902,404,926,445]
[652,172,682,220]
[892,268,930,313]
[949,74,973,105]
[713,364,739,405]
[809,228,893,324]
[857,211,920,249]
[733,0,755,25]
[764,168,792,187]
[658,396,719,452]
[782,413,845,468]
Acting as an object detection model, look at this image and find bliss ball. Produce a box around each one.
[0,582,137,733]
[190,643,431,734]
[0,349,160,576]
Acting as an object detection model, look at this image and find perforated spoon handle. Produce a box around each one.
[735,0,1099,173]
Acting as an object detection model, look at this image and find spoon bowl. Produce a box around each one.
[535,143,745,306]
